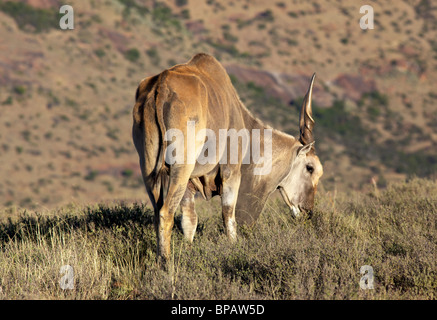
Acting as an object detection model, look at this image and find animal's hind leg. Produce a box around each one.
[180,181,197,242]
[157,164,194,262]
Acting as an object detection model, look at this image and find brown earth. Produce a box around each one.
[0,0,436,211]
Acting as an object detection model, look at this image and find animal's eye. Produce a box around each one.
[306,165,314,174]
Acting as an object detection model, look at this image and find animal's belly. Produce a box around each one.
[188,163,222,200]
[190,162,218,177]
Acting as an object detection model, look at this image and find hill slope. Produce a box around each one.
[0,0,436,210]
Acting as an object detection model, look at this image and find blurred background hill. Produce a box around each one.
[0,0,436,211]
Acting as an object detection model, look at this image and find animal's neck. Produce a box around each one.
[237,99,298,147]
[237,100,300,182]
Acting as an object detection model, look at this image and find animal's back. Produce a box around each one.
[171,53,240,113]
[133,53,245,184]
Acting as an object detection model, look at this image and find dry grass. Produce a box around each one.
[0,178,436,300]
[2,0,437,210]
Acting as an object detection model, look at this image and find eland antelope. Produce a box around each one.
[132,53,323,261]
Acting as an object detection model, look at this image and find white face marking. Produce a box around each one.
[278,144,323,215]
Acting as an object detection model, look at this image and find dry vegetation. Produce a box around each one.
[0,0,436,302]
[0,178,435,300]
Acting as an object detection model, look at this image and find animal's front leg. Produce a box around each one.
[221,173,241,241]
[180,182,198,242]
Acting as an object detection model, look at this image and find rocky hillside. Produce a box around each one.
[0,0,436,211]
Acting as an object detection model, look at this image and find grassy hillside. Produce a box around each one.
[0,178,435,299]
[0,0,436,210]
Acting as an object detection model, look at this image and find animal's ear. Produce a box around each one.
[299,73,316,146]
[297,141,315,157]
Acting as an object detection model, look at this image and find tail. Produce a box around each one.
[153,71,171,206]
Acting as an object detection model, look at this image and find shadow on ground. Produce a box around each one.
[0,203,155,244]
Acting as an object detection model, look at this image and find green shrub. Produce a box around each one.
[152,2,180,28]
[361,90,389,108]
[0,1,58,32]
[223,31,238,43]
[146,47,160,65]
[180,9,190,19]
[340,37,349,45]
[124,48,140,62]
[121,169,134,178]
[13,85,26,95]
[257,9,274,22]
[2,96,13,105]
[84,170,99,181]
[117,0,149,16]
[367,105,381,118]
[94,48,106,58]
[175,0,188,6]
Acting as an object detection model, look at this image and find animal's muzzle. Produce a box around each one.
[291,204,313,219]
[298,205,313,219]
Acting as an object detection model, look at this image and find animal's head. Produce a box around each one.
[278,74,323,218]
